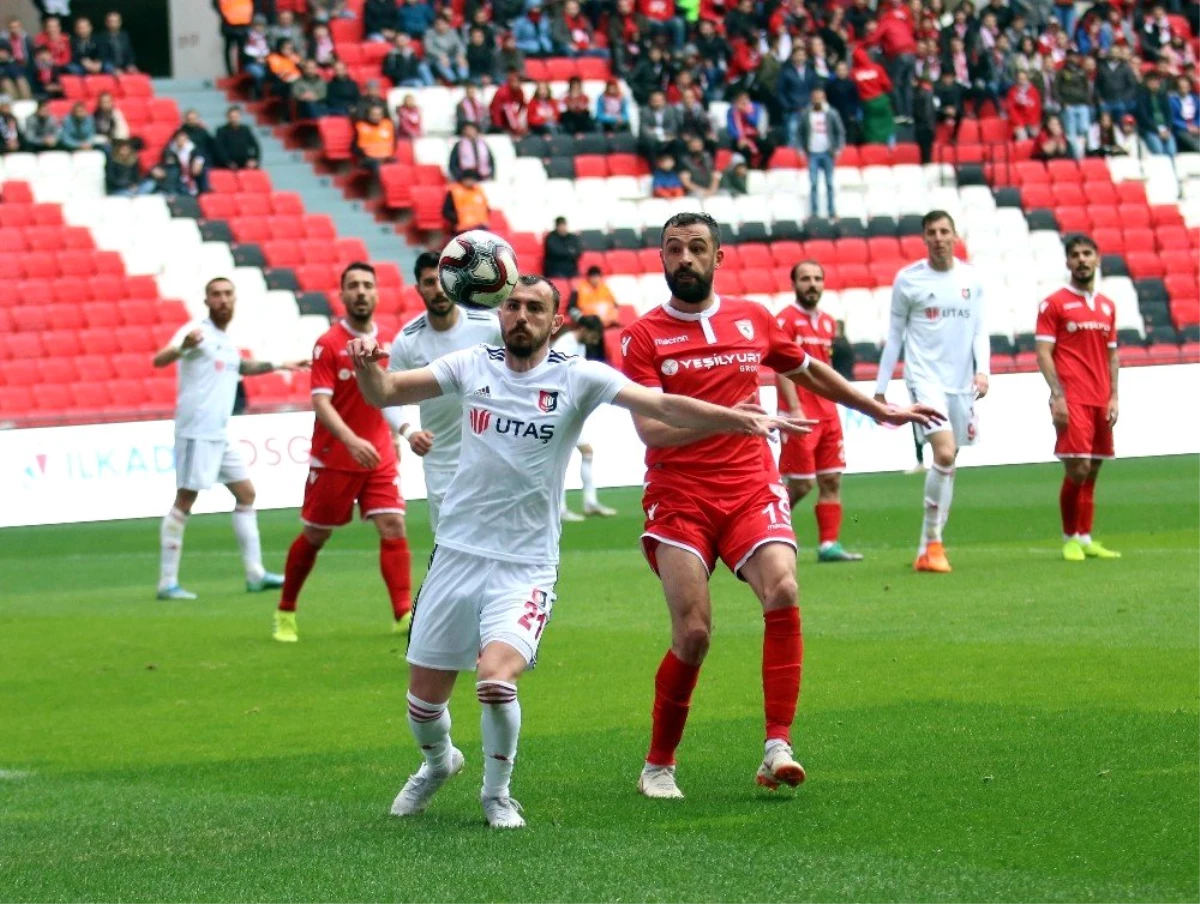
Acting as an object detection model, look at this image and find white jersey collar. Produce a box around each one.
[1062,283,1097,309]
[340,318,378,339]
[662,296,721,321]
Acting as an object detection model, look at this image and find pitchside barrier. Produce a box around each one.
[2,365,1197,528]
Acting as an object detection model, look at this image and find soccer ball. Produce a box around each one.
[438,230,520,309]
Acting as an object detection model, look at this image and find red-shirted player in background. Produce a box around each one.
[273,262,413,643]
[775,260,863,562]
[1035,235,1122,563]
[621,213,941,799]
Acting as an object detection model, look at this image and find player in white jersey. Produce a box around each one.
[151,277,308,600]
[874,211,990,573]
[348,275,810,829]
[550,314,618,521]
[386,252,501,533]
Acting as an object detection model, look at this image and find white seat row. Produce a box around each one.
[0,150,105,201]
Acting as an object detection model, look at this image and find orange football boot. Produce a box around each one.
[914,541,952,573]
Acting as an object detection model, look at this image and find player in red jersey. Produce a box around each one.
[273,262,413,642]
[1035,235,1122,562]
[621,213,942,798]
[775,260,863,563]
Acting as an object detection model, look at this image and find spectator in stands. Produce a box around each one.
[310,0,355,24]
[291,58,328,119]
[1170,75,1199,152]
[595,79,631,133]
[724,0,757,42]
[355,79,389,121]
[1138,71,1177,156]
[852,46,895,146]
[98,11,136,73]
[753,34,786,123]
[778,45,818,148]
[363,0,400,42]
[106,140,160,195]
[214,105,261,169]
[490,68,527,134]
[678,133,719,197]
[161,128,211,195]
[651,152,685,197]
[513,7,553,57]
[455,83,488,132]
[465,25,497,85]
[214,0,254,77]
[629,44,670,106]
[543,216,582,278]
[526,81,560,134]
[0,44,31,101]
[568,266,619,328]
[551,0,603,58]
[826,59,860,144]
[353,103,396,171]
[308,22,337,70]
[1054,49,1091,158]
[35,16,72,72]
[182,109,217,162]
[638,89,680,160]
[240,16,271,98]
[1115,114,1140,157]
[693,19,729,89]
[396,93,423,138]
[496,31,526,79]
[933,68,963,135]
[1140,4,1174,63]
[867,0,918,122]
[676,86,714,146]
[443,168,490,232]
[1094,45,1139,120]
[69,16,105,74]
[465,7,497,47]
[799,88,844,218]
[397,0,436,39]
[60,100,97,150]
[23,98,60,150]
[913,73,937,163]
[1006,69,1042,140]
[608,0,647,73]
[30,46,64,100]
[5,18,35,73]
[1085,110,1128,157]
[269,10,305,50]
[559,76,594,134]
[383,32,432,88]
[0,95,21,154]
[726,90,774,167]
[718,153,749,194]
[91,91,129,151]
[726,29,763,97]
[425,13,469,84]
[325,59,362,114]
[1033,113,1073,160]
[267,38,303,97]
[449,120,496,181]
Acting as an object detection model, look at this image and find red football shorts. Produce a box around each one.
[301,464,406,528]
[1054,402,1115,460]
[640,474,797,579]
[778,416,846,480]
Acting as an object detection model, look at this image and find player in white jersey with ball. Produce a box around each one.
[151,277,308,600]
[386,251,501,534]
[874,211,989,573]
[349,275,810,829]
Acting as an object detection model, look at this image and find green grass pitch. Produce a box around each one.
[1,456,1197,903]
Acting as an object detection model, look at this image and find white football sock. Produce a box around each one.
[407,692,452,773]
[919,465,954,554]
[580,453,597,508]
[159,506,189,589]
[232,505,265,582]
[477,680,520,798]
[937,466,955,534]
[560,485,570,514]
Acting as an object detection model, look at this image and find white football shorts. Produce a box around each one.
[407,546,557,672]
[908,384,978,447]
[174,436,249,490]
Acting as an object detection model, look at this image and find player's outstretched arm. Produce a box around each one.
[151,328,202,368]
[347,337,444,408]
[614,384,815,438]
[239,358,311,376]
[792,358,945,428]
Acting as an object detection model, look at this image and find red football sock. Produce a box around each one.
[279,534,320,612]
[814,501,841,545]
[762,606,803,745]
[380,536,412,620]
[647,650,700,767]
[1078,478,1097,536]
[1059,477,1082,537]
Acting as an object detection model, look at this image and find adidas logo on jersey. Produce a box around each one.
[470,386,491,397]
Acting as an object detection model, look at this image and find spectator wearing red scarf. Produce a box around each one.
[726,90,776,167]
[866,0,917,121]
[851,46,895,145]
[551,0,602,57]
[1005,69,1042,140]
[396,93,423,138]
[726,34,762,89]
[489,69,527,135]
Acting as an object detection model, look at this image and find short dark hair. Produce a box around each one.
[554,216,567,227]
[515,274,561,311]
[414,251,440,282]
[586,265,603,277]
[790,259,825,281]
[1064,233,1098,254]
[576,314,604,333]
[340,261,376,287]
[922,209,956,231]
[204,276,234,296]
[660,211,721,249]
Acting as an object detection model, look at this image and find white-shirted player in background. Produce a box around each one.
[151,277,308,600]
[348,275,810,829]
[386,251,500,534]
[874,211,989,573]
[551,314,618,521]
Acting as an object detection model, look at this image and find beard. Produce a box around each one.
[424,294,454,316]
[797,290,821,310]
[665,266,714,304]
[502,324,548,358]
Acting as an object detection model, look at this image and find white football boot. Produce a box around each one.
[755,741,806,790]
[637,763,684,799]
[482,794,526,829]
[390,747,465,816]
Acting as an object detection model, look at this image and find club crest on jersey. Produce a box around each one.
[735,319,754,340]
[962,288,971,299]
[470,407,492,434]
[537,390,559,413]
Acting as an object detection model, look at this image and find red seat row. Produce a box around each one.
[0,300,185,336]
[229,214,337,244]
[57,72,154,101]
[206,168,275,195]
[0,224,95,251]
[1090,226,1199,255]
[199,191,307,220]
[295,261,404,293]
[768,143,922,169]
[573,153,651,179]
[1125,250,1200,280]
[0,324,179,360]
[261,238,369,269]
[43,95,179,128]
[0,252,129,281]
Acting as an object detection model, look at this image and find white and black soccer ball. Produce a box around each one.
[438,230,520,309]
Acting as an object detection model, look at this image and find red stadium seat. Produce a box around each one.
[1123,230,1155,254]
[718,271,744,294]
[263,241,303,267]
[116,72,152,97]
[1151,204,1186,228]
[607,154,646,177]
[199,194,238,220]
[577,58,610,80]
[41,330,84,357]
[979,118,1009,143]
[833,238,868,264]
[768,147,802,169]
[1051,183,1086,206]
[866,236,901,260]
[238,170,273,194]
[1045,159,1079,182]
[574,154,607,178]
[271,192,305,216]
[335,238,369,262]
[302,215,337,240]
[32,384,71,411]
[1092,227,1123,253]
[269,218,305,241]
[740,270,775,294]
[857,145,891,167]
[769,241,804,267]
[1117,205,1152,229]
[1125,252,1165,279]
[81,303,121,329]
[1021,185,1053,209]
[737,244,773,270]
[838,146,861,167]
[83,74,118,98]
[544,58,575,81]
[59,74,85,98]
[606,250,640,274]
[207,169,239,194]
[1054,206,1089,233]
[318,117,354,160]
[148,97,180,124]
[635,248,660,272]
[891,143,921,165]
[1114,182,1147,204]
[31,203,63,226]
[1014,161,1049,185]
[25,226,65,251]
[230,217,271,244]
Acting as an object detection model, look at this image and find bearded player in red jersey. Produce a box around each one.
[1035,235,1122,563]
[272,262,413,643]
[621,213,942,798]
[775,260,863,563]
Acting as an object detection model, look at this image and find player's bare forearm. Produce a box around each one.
[792,359,889,419]
[151,345,181,368]
[1108,347,1119,400]
[360,369,443,408]
[239,360,275,376]
[1035,342,1063,397]
[776,373,801,413]
[630,412,718,448]
[312,393,362,446]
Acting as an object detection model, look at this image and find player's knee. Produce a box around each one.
[1064,460,1089,483]
[302,525,332,547]
[173,490,197,513]
[235,486,256,507]
[375,515,406,539]
[932,448,956,469]
[764,574,799,611]
[676,619,711,662]
[578,444,593,459]
[816,475,840,500]
[790,478,814,499]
